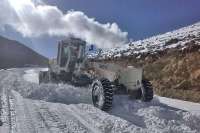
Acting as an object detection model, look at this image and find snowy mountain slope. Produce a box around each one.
[87,22,200,103]
[0,68,200,133]
[89,22,200,59]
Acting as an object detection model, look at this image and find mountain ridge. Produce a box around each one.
[0,35,48,69]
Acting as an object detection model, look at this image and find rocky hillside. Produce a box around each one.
[0,36,48,69]
[89,22,200,102]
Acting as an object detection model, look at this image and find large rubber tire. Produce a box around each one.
[141,79,154,102]
[92,78,113,111]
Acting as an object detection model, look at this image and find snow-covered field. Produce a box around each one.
[0,68,200,133]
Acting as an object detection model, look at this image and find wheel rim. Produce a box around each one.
[92,82,105,108]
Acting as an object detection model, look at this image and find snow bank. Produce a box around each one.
[23,69,39,83]
[111,95,200,132]
[156,96,200,115]
[23,68,48,83]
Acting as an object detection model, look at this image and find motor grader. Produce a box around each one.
[39,37,153,111]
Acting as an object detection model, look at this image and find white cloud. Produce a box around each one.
[0,0,128,48]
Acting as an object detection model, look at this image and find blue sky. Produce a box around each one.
[1,0,200,58]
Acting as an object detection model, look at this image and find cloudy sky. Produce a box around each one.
[0,0,200,58]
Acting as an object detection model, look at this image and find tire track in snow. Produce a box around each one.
[33,102,67,133]
[11,91,37,133]
[0,71,17,133]
[64,106,102,133]
[1,88,12,133]
[29,100,91,133]
[69,104,145,133]
[36,102,93,133]
[30,101,54,133]
[6,90,12,133]
[23,100,37,133]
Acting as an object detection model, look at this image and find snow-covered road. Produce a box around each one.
[0,68,200,133]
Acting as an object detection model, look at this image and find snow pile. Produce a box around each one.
[23,69,39,83]
[10,68,92,105]
[23,68,48,83]
[157,96,200,115]
[111,96,200,132]
[88,22,200,59]
[1,68,200,133]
